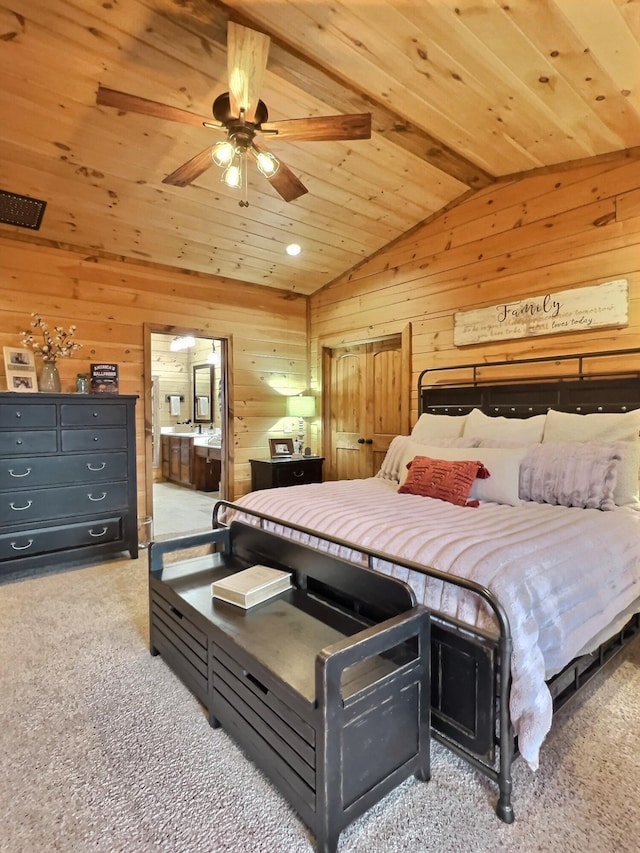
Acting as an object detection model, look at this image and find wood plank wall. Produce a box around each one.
[310,154,640,423]
[0,237,308,515]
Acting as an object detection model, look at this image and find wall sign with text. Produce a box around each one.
[453,279,628,346]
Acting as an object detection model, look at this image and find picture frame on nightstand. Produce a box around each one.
[3,347,38,392]
[269,437,294,458]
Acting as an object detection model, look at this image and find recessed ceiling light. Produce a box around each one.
[286,243,301,256]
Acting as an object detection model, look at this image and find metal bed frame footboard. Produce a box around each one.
[211,499,517,823]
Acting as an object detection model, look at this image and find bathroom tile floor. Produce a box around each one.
[152,482,220,539]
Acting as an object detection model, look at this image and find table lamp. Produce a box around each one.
[287,395,316,454]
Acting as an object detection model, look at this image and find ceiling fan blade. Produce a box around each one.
[97,86,209,128]
[261,113,372,142]
[253,141,307,202]
[162,147,214,187]
[267,161,308,203]
[226,22,270,123]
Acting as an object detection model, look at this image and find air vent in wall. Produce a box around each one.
[0,189,47,230]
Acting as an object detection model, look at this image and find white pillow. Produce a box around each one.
[397,442,528,506]
[519,442,621,511]
[463,408,546,444]
[411,412,468,442]
[376,435,478,482]
[543,409,640,507]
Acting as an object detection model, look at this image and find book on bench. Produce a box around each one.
[211,565,292,608]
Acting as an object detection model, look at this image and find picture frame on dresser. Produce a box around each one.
[268,437,294,458]
[3,347,38,393]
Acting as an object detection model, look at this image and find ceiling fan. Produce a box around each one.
[96,21,372,205]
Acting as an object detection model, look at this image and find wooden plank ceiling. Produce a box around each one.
[0,0,639,295]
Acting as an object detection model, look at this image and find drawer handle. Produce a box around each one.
[87,462,106,472]
[293,470,304,478]
[87,492,107,501]
[169,605,183,620]
[92,436,99,442]
[9,467,31,478]
[92,412,99,418]
[11,539,33,551]
[15,439,23,446]
[244,671,269,695]
[15,411,22,419]
[88,527,108,538]
[10,500,32,511]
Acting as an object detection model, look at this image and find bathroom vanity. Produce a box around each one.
[161,433,221,492]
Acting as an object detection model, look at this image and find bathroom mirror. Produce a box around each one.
[193,363,214,423]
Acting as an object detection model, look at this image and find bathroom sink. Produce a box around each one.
[193,436,221,447]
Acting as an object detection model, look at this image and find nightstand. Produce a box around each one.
[250,456,324,491]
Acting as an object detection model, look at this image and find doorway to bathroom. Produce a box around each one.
[144,327,230,539]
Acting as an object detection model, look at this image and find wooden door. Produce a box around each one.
[325,335,408,481]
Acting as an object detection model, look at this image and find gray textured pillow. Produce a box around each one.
[519,442,622,510]
[543,409,640,507]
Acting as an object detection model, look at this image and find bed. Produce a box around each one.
[214,349,640,822]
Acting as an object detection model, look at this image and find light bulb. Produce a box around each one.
[286,243,301,256]
[222,163,242,188]
[253,148,280,177]
[212,140,235,168]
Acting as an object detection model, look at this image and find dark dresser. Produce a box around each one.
[250,456,324,491]
[0,392,138,575]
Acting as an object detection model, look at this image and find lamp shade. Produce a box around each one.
[287,395,316,418]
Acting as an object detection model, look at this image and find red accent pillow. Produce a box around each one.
[398,456,490,507]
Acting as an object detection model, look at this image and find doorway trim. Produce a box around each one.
[318,323,412,465]
[143,323,233,523]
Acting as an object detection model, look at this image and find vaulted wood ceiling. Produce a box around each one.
[1,1,639,294]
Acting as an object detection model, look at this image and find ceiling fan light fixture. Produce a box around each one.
[251,146,279,177]
[222,158,242,189]
[212,139,235,168]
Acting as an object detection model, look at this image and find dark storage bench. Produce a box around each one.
[149,521,430,853]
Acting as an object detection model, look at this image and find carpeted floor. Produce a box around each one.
[1,554,639,853]
[152,482,220,539]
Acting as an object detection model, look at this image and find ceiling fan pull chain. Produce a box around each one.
[240,149,249,207]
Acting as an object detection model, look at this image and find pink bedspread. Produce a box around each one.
[229,478,640,769]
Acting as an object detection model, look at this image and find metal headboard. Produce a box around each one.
[418,348,640,418]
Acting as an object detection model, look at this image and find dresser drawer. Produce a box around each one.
[61,428,127,452]
[250,457,324,491]
[0,516,123,561]
[273,460,323,487]
[0,452,128,491]
[0,430,58,456]
[0,481,129,525]
[60,403,129,427]
[0,404,56,429]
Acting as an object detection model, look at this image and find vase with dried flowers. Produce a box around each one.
[21,313,82,392]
